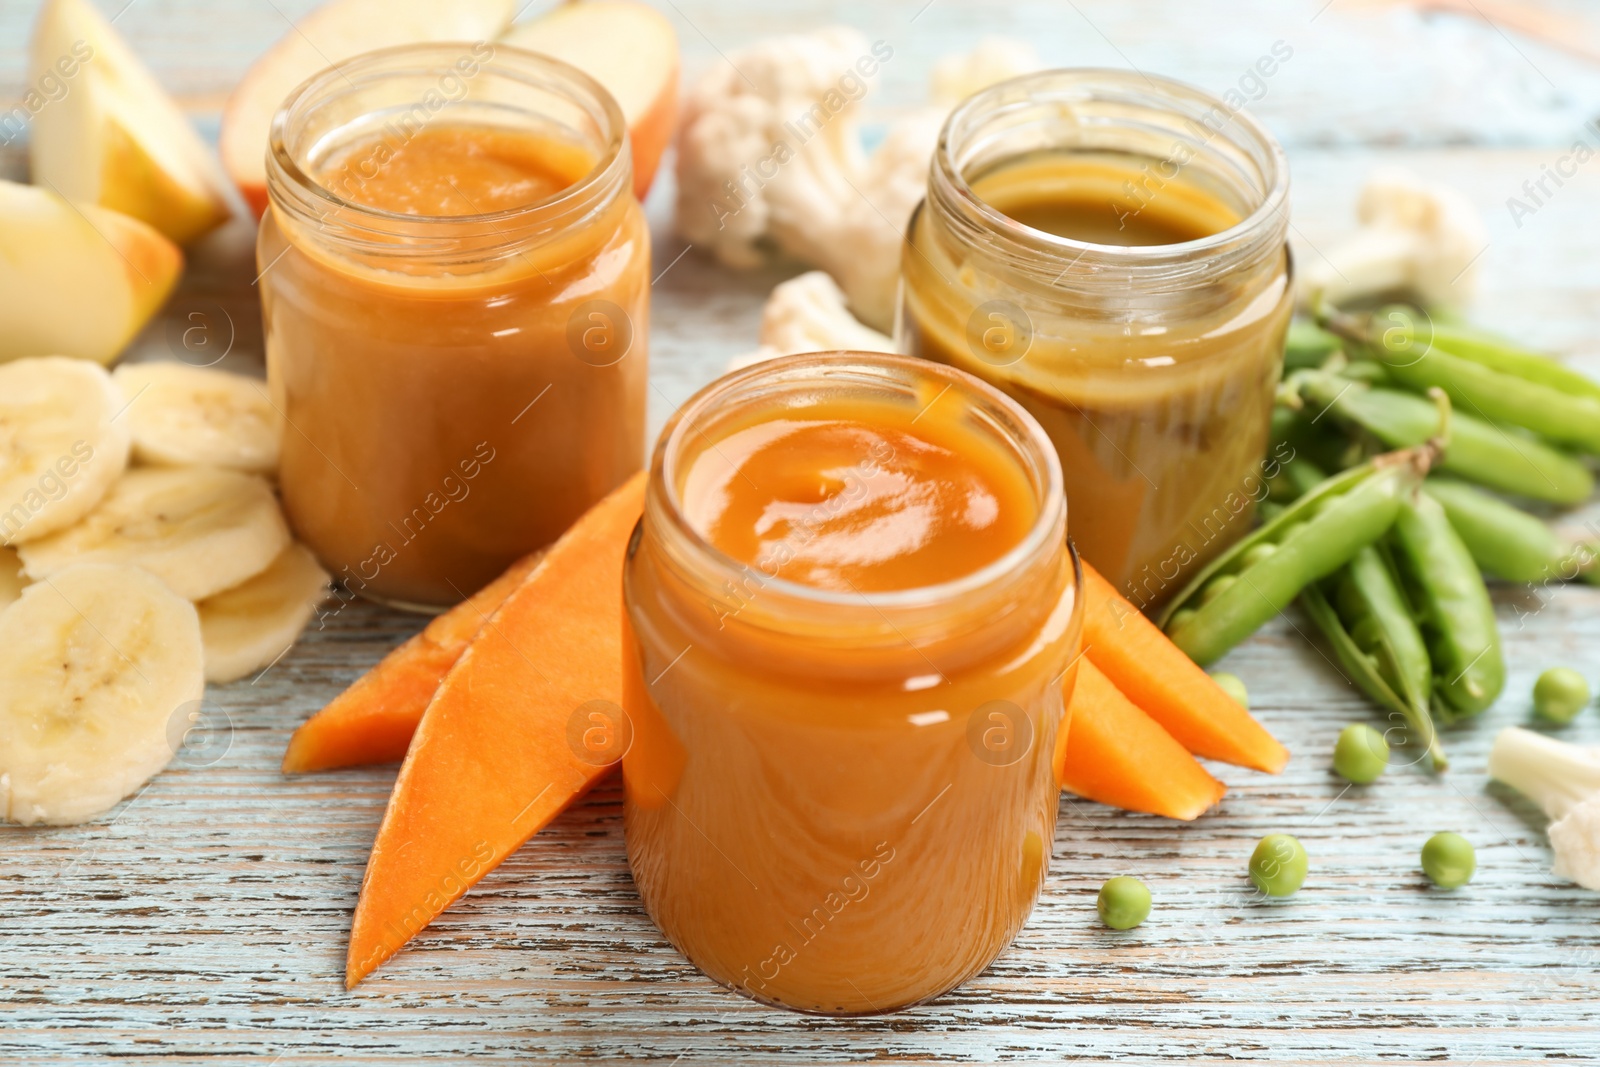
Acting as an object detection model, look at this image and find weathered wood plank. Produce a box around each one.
[3,2,1600,1063]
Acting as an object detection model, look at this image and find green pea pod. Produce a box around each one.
[1421,477,1599,586]
[1387,489,1505,719]
[1284,318,1342,370]
[1161,448,1434,667]
[1283,456,1329,498]
[1333,305,1600,404]
[1270,402,1365,473]
[1379,345,1600,455]
[1423,315,1600,406]
[1301,546,1446,770]
[1294,372,1593,505]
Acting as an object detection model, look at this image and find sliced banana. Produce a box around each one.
[17,466,290,601]
[199,542,330,684]
[113,362,282,475]
[0,545,26,609]
[0,562,203,825]
[0,356,131,545]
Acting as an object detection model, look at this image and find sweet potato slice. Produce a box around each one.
[1056,659,1226,821]
[345,473,644,988]
[281,550,546,773]
[1081,562,1289,774]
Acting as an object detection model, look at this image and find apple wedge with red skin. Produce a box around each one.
[219,0,519,219]
[500,0,679,203]
[220,0,679,217]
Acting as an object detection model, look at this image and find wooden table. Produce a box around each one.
[4,2,1600,1062]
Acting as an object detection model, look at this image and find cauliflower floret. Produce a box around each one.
[1298,167,1489,310]
[676,33,1038,331]
[674,27,872,270]
[826,38,1040,329]
[729,271,893,371]
[1489,726,1600,890]
[930,37,1040,105]
[1550,794,1600,891]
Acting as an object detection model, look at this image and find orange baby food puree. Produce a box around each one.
[622,354,1080,1014]
[679,398,1038,593]
[261,114,647,609]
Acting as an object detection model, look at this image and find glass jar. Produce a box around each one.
[260,44,648,610]
[901,69,1291,610]
[621,352,1082,1015]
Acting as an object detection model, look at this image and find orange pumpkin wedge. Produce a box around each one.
[282,550,546,773]
[1080,562,1288,774]
[345,472,644,988]
[1056,659,1226,821]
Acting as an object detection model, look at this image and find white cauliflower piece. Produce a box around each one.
[1489,726,1600,890]
[674,27,872,270]
[729,271,893,371]
[828,38,1040,329]
[1299,167,1488,310]
[676,33,1038,332]
[929,37,1041,105]
[1549,794,1600,891]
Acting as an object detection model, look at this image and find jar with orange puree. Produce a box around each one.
[260,44,648,609]
[902,70,1292,608]
[622,353,1082,1014]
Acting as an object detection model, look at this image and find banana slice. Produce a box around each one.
[199,542,330,684]
[0,545,26,609]
[112,362,282,475]
[0,562,203,825]
[0,356,131,545]
[17,467,291,601]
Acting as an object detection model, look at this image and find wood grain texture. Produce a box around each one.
[4,1,1600,1063]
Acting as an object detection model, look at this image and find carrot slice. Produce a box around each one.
[1080,562,1289,774]
[345,472,645,988]
[281,551,546,774]
[1056,659,1226,821]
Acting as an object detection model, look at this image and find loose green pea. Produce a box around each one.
[1533,668,1591,724]
[1332,723,1389,784]
[1421,832,1476,888]
[1096,876,1152,930]
[1211,672,1249,709]
[1248,834,1308,897]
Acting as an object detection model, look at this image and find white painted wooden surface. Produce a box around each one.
[4,2,1600,1062]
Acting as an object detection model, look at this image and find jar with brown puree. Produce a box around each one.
[901,70,1292,608]
[260,45,648,610]
[622,353,1082,1015]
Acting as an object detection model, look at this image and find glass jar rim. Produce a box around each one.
[931,67,1289,284]
[648,351,1068,619]
[265,42,630,252]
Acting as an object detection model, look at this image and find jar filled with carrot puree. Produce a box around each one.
[260,44,648,609]
[621,352,1082,1014]
[902,70,1291,610]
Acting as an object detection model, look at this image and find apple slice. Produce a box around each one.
[29,0,232,246]
[501,0,680,200]
[0,181,182,366]
[219,0,518,218]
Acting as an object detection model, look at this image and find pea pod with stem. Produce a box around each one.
[1397,307,1600,405]
[1273,453,1446,768]
[1423,476,1600,585]
[1289,370,1593,506]
[1387,487,1506,720]
[1159,424,1446,667]
[1325,306,1600,454]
